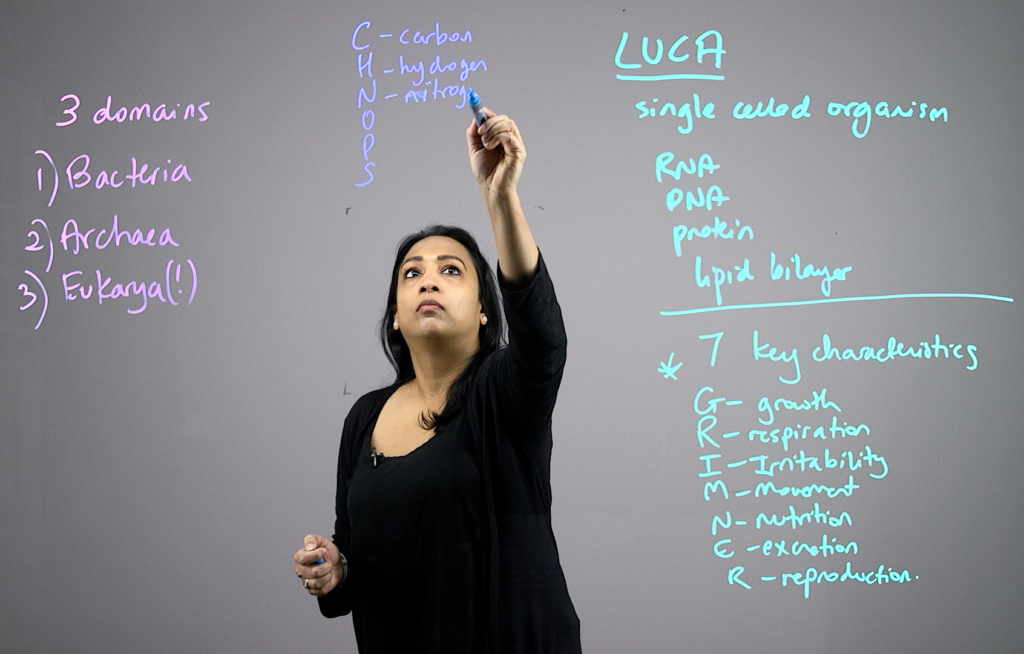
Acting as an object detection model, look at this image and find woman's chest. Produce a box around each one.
[370,389,438,456]
[348,411,483,552]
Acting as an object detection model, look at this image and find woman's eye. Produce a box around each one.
[442,265,461,275]
[403,268,420,278]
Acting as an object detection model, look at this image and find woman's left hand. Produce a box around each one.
[466,109,526,197]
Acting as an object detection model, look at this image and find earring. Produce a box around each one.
[393,320,399,330]
[481,315,488,325]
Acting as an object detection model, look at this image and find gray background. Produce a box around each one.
[2,0,1022,652]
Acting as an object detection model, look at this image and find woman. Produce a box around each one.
[293,107,581,653]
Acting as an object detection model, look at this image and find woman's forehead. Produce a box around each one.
[406,235,473,261]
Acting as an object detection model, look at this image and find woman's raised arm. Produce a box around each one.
[466,108,538,290]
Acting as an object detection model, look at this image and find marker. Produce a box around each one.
[467,88,486,125]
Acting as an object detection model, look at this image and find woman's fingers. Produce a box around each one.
[295,553,331,595]
[467,107,527,195]
[294,535,328,575]
[302,572,328,594]
[294,536,342,596]
[295,555,330,576]
[469,109,519,149]
[478,113,522,150]
[293,543,326,567]
[477,113,525,168]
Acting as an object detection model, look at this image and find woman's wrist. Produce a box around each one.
[337,551,349,585]
[480,185,519,209]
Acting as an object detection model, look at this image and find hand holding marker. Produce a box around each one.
[468,88,487,125]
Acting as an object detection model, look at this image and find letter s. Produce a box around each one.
[355,162,375,187]
[966,344,978,370]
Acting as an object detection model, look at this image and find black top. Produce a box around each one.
[347,413,485,653]
[318,253,582,654]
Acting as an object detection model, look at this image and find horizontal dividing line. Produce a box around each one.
[615,73,725,81]
[660,293,1015,317]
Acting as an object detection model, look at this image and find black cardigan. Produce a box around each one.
[317,254,582,653]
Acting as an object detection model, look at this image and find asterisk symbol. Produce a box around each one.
[658,352,682,380]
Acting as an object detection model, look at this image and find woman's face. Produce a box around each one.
[394,235,483,348]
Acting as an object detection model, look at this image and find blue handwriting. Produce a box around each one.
[827,99,948,138]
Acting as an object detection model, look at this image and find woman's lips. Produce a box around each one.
[417,299,444,311]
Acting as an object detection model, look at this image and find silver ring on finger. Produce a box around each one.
[303,578,309,589]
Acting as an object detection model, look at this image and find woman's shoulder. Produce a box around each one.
[344,385,397,429]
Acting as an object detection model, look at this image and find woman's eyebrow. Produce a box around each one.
[437,255,466,265]
[401,254,465,266]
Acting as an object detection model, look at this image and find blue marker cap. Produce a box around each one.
[467,88,486,125]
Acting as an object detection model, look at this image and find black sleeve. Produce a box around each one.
[491,252,567,437]
[315,393,375,618]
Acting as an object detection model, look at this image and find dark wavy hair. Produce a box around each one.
[379,225,506,430]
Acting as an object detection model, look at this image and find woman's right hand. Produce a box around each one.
[293,534,345,596]
[466,108,527,199]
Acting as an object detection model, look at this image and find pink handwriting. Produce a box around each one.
[59,214,180,254]
[61,259,198,315]
[55,94,211,127]
[93,96,210,124]
[64,154,192,190]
